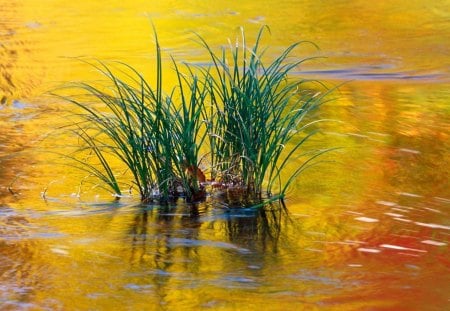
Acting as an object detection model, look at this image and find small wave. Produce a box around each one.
[168,237,251,254]
[292,67,446,82]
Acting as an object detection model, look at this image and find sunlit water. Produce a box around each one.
[1,1,449,310]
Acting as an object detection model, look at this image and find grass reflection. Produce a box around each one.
[128,203,203,267]
[124,201,289,306]
[223,203,287,253]
[127,204,203,307]
[128,201,288,268]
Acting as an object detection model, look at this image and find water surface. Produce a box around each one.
[1,1,449,310]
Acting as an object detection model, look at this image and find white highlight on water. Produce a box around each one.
[397,192,422,198]
[355,216,379,223]
[376,200,397,207]
[421,240,447,246]
[384,212,404,217]
[415,222,450,230]
[399,148,421,154]
[357,248,381,253]
[51,248,69,255]
[379,244,427,253]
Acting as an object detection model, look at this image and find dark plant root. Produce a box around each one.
[206,182,279,208]
[137,186,207,205]
[136,183,281,208]
[185,187,207,203]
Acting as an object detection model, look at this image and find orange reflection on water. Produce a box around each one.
[0,0,449,310]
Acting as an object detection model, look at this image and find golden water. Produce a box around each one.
[1,1,449,310]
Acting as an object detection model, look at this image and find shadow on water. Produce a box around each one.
[125,200,288,306]
[222,202,287,253]
[128,203,202,265]
[128,200,288,261]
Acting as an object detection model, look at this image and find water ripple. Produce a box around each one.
[292,67,446,82]
[168,237,251,254]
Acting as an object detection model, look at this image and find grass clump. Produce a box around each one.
[59,26,333,206]
[199,27,333,205]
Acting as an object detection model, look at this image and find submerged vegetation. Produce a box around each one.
[59,26,333,207]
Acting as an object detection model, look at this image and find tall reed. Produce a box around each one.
[60,33,209,202]
[62,61,162,201]
[196,26,332,204]
[59,26,333,206]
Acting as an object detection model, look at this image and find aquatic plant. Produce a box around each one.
[59,26,332,206]
[61,60,163,202]
[60,53,208,202]
[197,26,333,204]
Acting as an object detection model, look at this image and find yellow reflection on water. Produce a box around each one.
[2,0,449,99]
[1,0,449,310]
